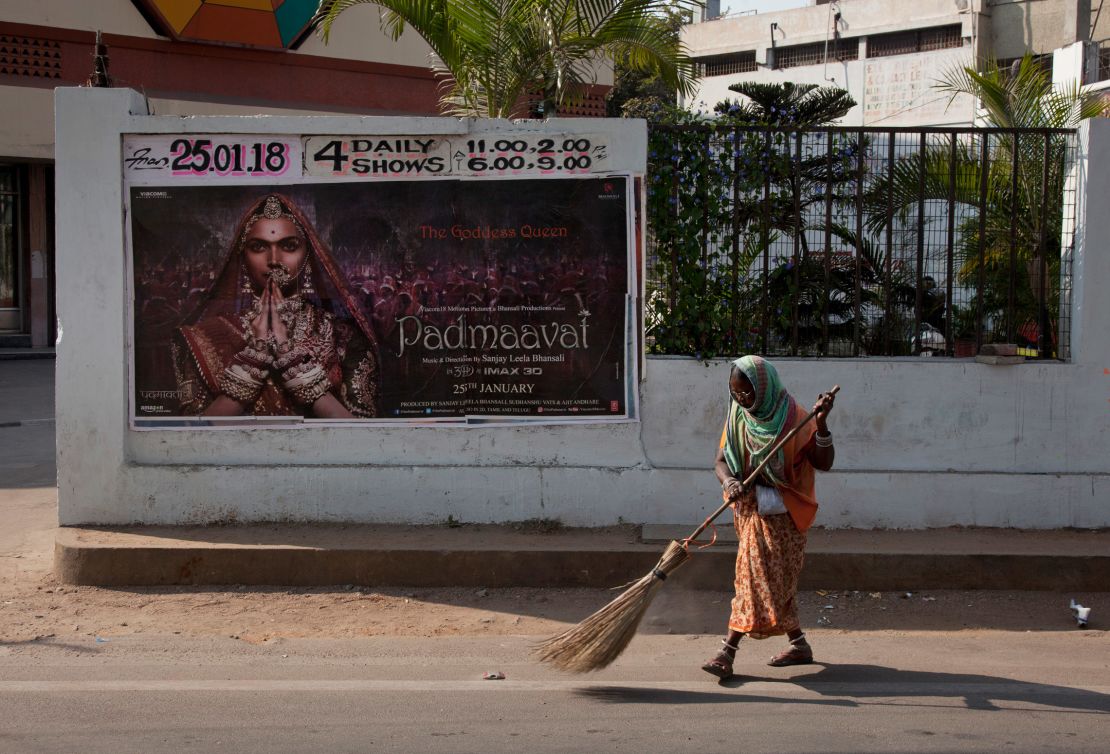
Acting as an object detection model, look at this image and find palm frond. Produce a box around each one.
[318,0,700,117]
[935,52,1110,129]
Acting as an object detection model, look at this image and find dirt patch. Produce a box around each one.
[1,570,1103,644]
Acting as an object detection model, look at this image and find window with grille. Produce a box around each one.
[523,88,607,118]
[996,54,1053,79]
[0,166,21,310]
[868,25,964,58]
[0,35,62,79]
[556,91,607,118]
[696,51,758,77]
[773,38,859,69]
[1098,45,1110,82]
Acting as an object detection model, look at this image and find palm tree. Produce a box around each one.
[714,82,860,257]
[714,82,869,353]
[935,54,1108,129]
[713,81,856,126]
[315,0,700,118]
[865,54,1108,353]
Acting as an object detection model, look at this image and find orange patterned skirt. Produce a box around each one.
[728,493,808,639]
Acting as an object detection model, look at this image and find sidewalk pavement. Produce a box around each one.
[3,358,1108,590]
[54,523,1110,590]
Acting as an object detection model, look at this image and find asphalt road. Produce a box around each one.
[1,632,1106,753]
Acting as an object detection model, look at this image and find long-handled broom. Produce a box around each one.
[535,385,840,673]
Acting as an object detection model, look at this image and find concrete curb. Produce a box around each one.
[54,526,1110,591]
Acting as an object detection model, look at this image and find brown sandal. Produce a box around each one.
[701,651,734,679]
[702,639,739,679]
[768,645,813,667]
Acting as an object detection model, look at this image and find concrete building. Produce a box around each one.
[683,0,1106,126]
[0,0,611,350]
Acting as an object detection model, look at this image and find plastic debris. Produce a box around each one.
[921,596,936,602]
[1070,599,1091,628]
[476,588,489,598]
[483,671,506,680]
[94,636,109,643]
[816,616,832,626]
[822,604,835,610]
[816,590,829,596]
[869,592,882,599]
[901,592,913,599]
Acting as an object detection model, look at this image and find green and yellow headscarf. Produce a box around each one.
[724,355,796,487]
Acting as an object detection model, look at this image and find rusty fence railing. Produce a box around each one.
[645,124,1078,359]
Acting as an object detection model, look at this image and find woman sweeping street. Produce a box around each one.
[702,355,836,680]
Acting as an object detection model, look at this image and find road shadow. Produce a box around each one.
[579,663,1110,716]
[0,638,101,654]
[575,684,857,707]
[786,663,1110,715]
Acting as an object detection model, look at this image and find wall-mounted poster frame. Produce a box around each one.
[123,131,640,429]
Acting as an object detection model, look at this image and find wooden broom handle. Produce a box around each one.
[685,385,840,544]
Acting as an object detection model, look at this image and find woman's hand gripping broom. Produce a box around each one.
[534,385,840,673]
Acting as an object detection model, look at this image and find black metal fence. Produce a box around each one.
[645,124,1078,359]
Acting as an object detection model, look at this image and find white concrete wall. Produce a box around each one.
[688,46,977,127]
[682,0,980,126]
[55,88,1110,530]
[987,0,1090,60]
[643,355,1110,529]
[686,0,1089,60]
[0,85,406,162]
[0,86,55,160]
[685,0,977,54]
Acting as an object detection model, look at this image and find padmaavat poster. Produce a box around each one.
[129,177,633,425]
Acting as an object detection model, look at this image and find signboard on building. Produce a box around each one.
[124,133,637,428]
[862,49,975,126]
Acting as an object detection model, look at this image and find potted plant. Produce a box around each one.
[951,304,981,357]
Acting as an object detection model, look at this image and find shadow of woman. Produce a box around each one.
[576,664,1109,716]
[782,663,1110,715]
[574,684,857,708]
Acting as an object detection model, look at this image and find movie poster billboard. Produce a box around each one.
[126,139,636,427]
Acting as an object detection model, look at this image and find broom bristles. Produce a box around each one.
[533,540,691,673]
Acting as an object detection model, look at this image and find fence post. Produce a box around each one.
[976,132,990,352]
[1008,131,1020,344]
[884,134,895,355]
[854,129,864,356]
[946,133,957,356]
[701,130,711,270]
[823,130,833,355]
[1037,132,1051,358]
[792,131,802,355]
[731,127,741,354]
[761,129,771,355]
[668,131,679,315]
[913,131,926,354]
